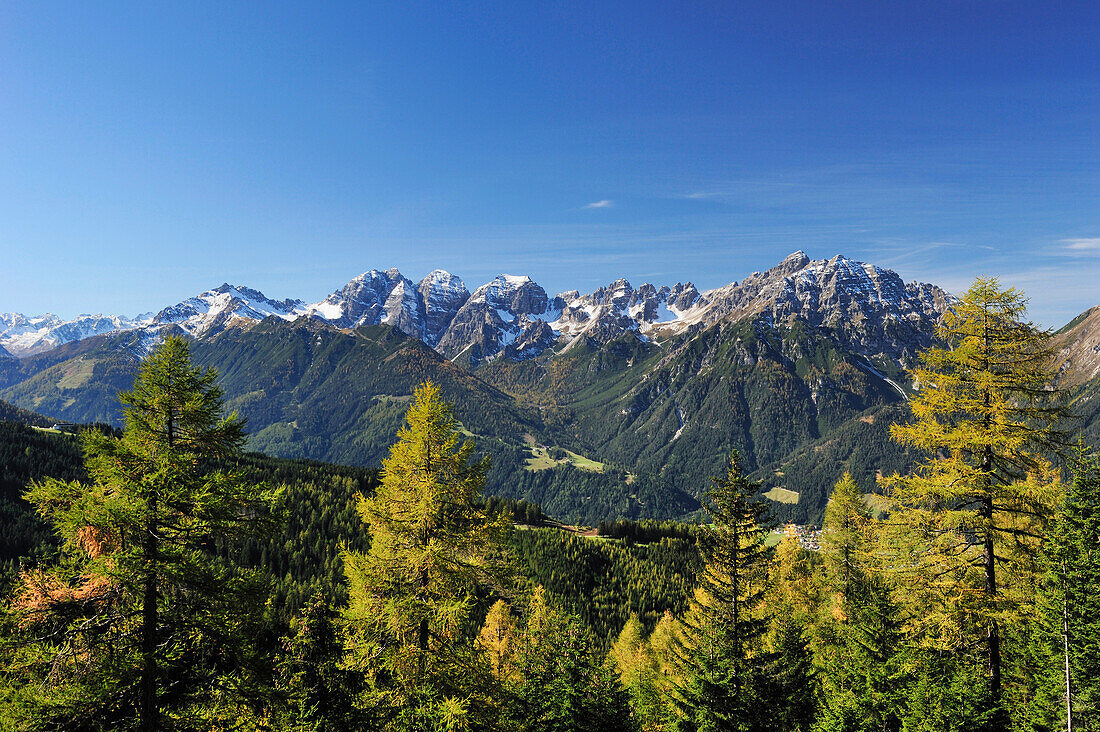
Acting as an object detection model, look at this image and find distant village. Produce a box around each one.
[783,523,822,551]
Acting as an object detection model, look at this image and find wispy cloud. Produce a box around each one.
[1059,237,1100,253]
[582,199,613,209]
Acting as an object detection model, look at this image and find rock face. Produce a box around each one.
[1052,306,1100,387]
[417,270,470,345]
[695,252,953,365]
[435,275,559,364]
[304,269,423,336]
[547,278,709,352]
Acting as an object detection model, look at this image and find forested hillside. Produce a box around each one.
[0,253,952,526]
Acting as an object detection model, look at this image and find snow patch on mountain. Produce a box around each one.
[0,312,152,356]
[150,284,306,338]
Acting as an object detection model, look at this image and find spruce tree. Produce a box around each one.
[12,335,278,731]
[277,593,360,730]
[813,473,908,732]
[885,277,1066,722]
[670,451,772,732]
[1045,452,1100,731]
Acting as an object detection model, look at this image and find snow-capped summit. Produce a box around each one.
[547,278,709,350]
[0,311,150,356]
[0,252,954,368]
[304,268,469,343]
[469,274,550,315]
[434,274,559,364]
[150,284,306,338]
[688,252,953,364]
[305,269,414,331]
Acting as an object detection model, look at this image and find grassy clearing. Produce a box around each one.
[371,394,412,405]
[56,361,94,390]
[764,486,800,504]
[524,443,606,473]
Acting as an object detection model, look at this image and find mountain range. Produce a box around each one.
[0,251,948,366]
[3,251,1092,526]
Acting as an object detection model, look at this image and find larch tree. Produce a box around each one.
[819,472,872,608]
[342,380,511,728]
[884,277,1066,721]
[12,335,279,731]
[610,614,668,731]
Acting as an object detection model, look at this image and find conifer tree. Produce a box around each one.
[813,474,908,731]
[1045,452,1100,731]
[342,381,511,728]
[669,451,772,732]
[510,587,636,732]
[763,612,816,732]
[477,599,518,683]
[885,277,1066,720]
[12,335,278,731]
[819,472,871,606]
[611,615,668,731]
[278,593,360,730]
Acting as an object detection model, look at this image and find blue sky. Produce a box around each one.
[1,1,1098,326]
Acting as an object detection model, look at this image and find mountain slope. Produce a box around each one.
[0,317,698,523]
[0,252,958,525]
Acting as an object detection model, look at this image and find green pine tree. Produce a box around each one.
[669,451,772,732]
[814,474,907,732]
[1044,452,1100,731]
[277,593,360,730]
[9,335,280,731]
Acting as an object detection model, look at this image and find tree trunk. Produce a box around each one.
[141,497,158,732]
[1062,568,1073,732]
[982,497,1001,704]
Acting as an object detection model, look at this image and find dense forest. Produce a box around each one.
[1,278,1099,731]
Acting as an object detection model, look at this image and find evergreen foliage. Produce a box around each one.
[513,527,701,640]
[341,380,513,728]
[276,593,360,730]
[3,335,280,731]
[1044,452,1100,731]
[668,451,774,732]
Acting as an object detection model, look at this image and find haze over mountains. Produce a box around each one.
[3,250,1095,526]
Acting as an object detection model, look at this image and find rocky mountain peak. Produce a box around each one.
[695,253,953,365]
[417,270,470,346]
[472,274,550,315]
[435,274,558,365]
[1053,305,1100,387]
[151,283,304,338]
